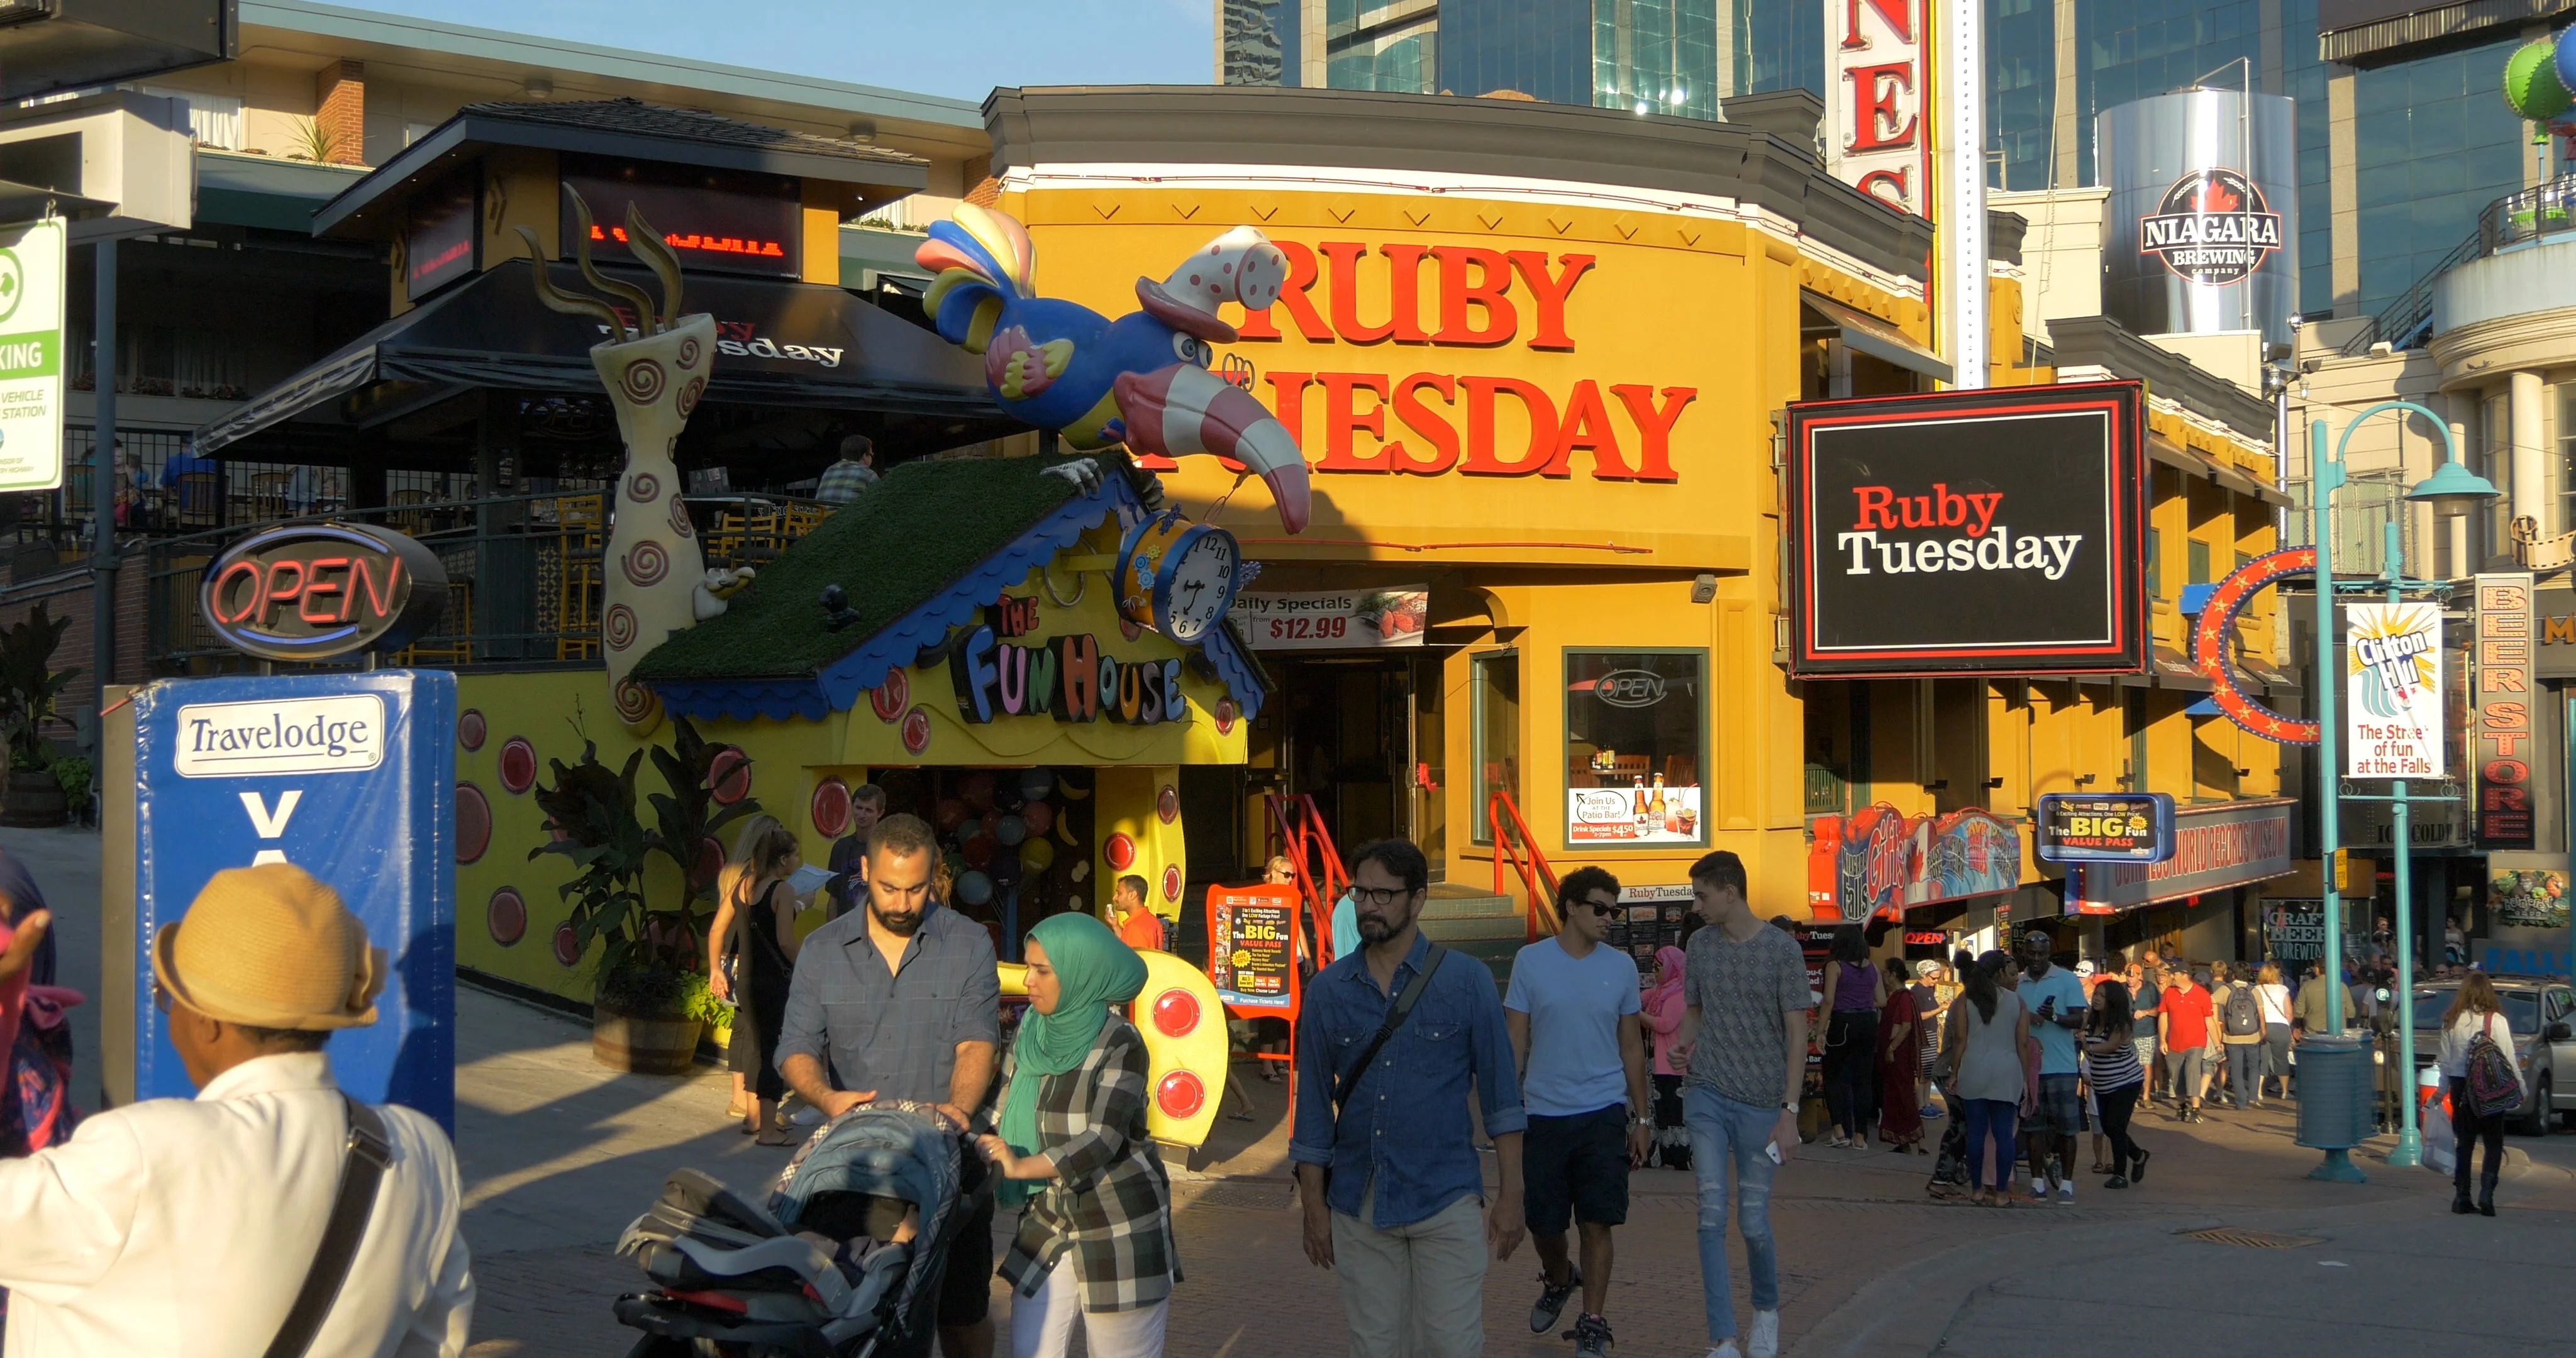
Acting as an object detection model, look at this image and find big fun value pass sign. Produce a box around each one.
[2345,602,2443,778]
[1787,382,2148,677]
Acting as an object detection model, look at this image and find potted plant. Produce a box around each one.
[50,756,94,827]
[530,715,764,1074]
[0,604,77,828]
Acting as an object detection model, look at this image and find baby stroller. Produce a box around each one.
[612,1101,985,1357]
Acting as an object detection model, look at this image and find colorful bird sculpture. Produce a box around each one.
[914,204,1312,533]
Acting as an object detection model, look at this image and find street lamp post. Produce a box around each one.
[2308,399,2498,1181]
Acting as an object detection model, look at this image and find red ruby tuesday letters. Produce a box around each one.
[1835,482,2085,581]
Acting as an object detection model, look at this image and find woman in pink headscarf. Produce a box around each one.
[1640,945,1691,1170]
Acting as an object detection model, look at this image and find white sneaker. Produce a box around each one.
[1748,1310,1780,1358]
[1708,1345,1742,1358]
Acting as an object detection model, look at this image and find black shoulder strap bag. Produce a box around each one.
[265,1095,395,1358]
[1331,944,1450,1116]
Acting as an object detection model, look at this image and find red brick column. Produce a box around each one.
[315,60,365,166]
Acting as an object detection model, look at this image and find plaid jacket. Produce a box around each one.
[813,460,879,504]
[996,1016,1179,1311]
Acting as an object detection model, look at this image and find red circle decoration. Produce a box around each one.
[552,922,582,968]
[677,376,706,418]
[623,539,670,587]
[693,836,725,892]
[669,495,695,538]
[901,705,932,756]
[456,783,492,864]
[813,777,853,838]
[1151,987,1200,1038]
[487,888,526,947]
[1155,1070,1206,1120]
[614,680,658,726]
[1156,785,1180,825]
[457,709,487,751]
[678,336,702,368]
[1104,832,1137,872]
[621,358,667,404]
[2192,546,2321,746]
[708,747,752,805]
[498,738,537,795]
[872,668,911,723]
[626,472,660,504]
[1214,698,1237,736]
[604,604,640,651]
[1162,864,1182,902]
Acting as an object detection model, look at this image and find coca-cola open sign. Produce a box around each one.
[1787,382,2146,678]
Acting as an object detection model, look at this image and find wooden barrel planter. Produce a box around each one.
[591,1005,702,1075]
[0,770,67,827]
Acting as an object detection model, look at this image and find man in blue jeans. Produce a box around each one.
[1667,851,1809,1358]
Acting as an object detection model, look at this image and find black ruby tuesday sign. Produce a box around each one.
[1787,382,2146,678]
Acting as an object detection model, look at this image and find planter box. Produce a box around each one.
[1,770,67,827]
[591,1004,702,1076]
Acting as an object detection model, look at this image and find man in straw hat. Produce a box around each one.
[0,863,474,1356]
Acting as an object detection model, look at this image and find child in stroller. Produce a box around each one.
[613,1100,989,1358]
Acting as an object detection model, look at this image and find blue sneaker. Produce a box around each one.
[1531,1266,1581,1333]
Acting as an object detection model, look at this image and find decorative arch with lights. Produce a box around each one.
[2192,546,2319,745]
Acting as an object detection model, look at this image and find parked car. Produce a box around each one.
[2408,975,2576,1134]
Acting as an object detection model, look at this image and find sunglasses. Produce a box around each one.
[1572,898,1618,917]
[152,981,173,1014]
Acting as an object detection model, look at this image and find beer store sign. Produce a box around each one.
[2035,792,2175,863]
[2140,168,2283,287]
[2474,574,2536,849]
[1787,382,2147,677]
[200,523,449,662]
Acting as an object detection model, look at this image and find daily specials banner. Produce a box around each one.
[2345,602,2443,778]
[1239,587,1428,650]
[1786,382,2146,677]
[2474,573,2536,849]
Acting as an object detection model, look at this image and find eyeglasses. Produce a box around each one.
[1351,885,1413,908]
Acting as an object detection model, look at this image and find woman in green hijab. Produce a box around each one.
[975,911,1175,1358]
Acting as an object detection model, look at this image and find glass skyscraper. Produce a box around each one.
[1219,1,1723,120]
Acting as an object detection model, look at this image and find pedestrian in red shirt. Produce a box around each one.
[2157,966,2217,1125]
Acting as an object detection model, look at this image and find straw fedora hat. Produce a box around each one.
[153,864,384,1030]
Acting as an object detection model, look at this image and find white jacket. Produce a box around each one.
[0,1052,474,1357]
[2439,1008,2523,1081]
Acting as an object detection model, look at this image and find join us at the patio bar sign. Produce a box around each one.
[2345,602,2443,778]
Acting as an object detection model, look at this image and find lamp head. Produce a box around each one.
[2404,460,2501,521]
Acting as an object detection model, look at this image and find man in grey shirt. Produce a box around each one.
[780,812,1001,1358]
[1667,851,1809,1358]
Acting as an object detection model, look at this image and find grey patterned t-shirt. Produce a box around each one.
[1683,923,1813,1109]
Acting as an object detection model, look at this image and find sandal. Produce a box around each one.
[753,1125,796,1147]
[1227,1110,1256,1122]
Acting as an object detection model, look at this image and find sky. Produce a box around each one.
[339,0,1216,102]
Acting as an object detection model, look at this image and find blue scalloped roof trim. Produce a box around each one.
[1201,622,1267,723]
[807,475,1142,714]
[658,678,833,724]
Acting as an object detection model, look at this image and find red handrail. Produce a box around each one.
[1488,791,1561,942]
[1265,793,1351,968]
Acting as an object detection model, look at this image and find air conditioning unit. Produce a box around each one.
[0,0,235,103]
[0,89,194,236]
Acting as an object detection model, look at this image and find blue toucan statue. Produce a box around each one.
[914,204,1311,533]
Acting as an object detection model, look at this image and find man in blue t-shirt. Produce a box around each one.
[2016,929,2089,1202]
[1506,866,1650,1358]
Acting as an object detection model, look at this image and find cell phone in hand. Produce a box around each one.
[1764,1140,1784,1165]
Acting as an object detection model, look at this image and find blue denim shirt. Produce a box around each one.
[1291,931,1526,1229]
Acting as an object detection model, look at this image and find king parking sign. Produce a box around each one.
[0,216,63,492]
[113,670,457,1128]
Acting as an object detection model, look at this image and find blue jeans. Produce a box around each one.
[1684,1085,1780,1344]
[1963,1098,2018,1190]
[2226,1042,2262,1108]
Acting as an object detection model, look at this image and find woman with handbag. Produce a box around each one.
[2439,971,2521,1217]
[978,912,1175,1357]
[709,819,806,1145]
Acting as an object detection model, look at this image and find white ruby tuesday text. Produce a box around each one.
[1833,483,2085,581]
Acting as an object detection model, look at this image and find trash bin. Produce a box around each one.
[2294,1034,2373,1151]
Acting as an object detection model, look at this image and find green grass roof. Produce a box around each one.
[633,455,1092,682]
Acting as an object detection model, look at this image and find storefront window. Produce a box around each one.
[1472,651,1519,846]
[1563,649,1707,847]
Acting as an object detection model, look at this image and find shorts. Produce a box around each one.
[1522,1105,1632,1234]
[938,1151,997,1328]
[2025,1073,2083,1136]
[2163,1047,2206,1093]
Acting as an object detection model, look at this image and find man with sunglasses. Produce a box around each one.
[1506,867,1650,1358]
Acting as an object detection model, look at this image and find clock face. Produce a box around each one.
[1162,528,1239,643]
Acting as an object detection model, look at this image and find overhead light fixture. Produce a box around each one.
[523,76,553,100]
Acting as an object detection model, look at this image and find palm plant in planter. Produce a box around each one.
[0,604,78,828]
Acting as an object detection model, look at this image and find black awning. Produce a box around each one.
[197,259,1008,456]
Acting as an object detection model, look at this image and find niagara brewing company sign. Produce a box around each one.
[1786,382,2147,678]
[2140,168,2283,287]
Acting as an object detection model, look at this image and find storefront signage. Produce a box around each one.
[0,216,65,494]
[2140,169,2283,287]
[560,157,801,279]
[2035,792,2174,863]
[1786,382,2147,678]
[2474,573,2536,849]
[1823,0,1928,215]
[2345,602,2443,778]
[199,522,450,663]
[2489,868,2570,930]
[2261,900,2328,962]
[1607,885,1691,967]
[947,626,1186,727]
[1806,803,2023,922]
[2069,798,2293,912]
[1222,241,1695,482]
[1569,781,1702,844]
[1207,885,1299,1012]
[404,170,476,302]
[1239,587,1427,650]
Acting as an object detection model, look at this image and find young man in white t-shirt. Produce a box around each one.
[1506,866,1652,1358]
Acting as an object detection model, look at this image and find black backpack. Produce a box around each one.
[2223,984,2261,1037]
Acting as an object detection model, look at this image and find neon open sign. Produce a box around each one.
[199,523,449,662]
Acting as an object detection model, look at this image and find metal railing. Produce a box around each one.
[142,490,832,675]
[2340,172,2576,357]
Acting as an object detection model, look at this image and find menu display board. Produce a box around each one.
[1603,883,1692,968]
[1207,884,1299,1013]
